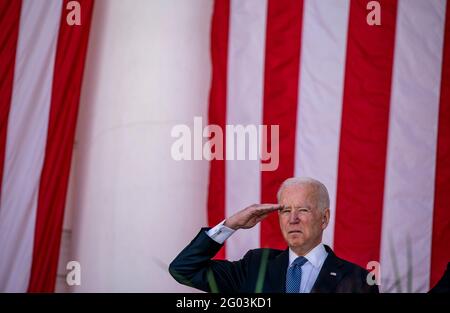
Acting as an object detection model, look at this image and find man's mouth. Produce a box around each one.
[288,230,302,234]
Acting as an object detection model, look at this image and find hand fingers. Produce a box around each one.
[255,212,270,222]
[259,203,283,211]
[252,204,283,215]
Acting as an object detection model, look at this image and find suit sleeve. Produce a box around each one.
[337,266,380,293]
[358,268,380,293]
[168,228,251,293]
[347,267,379,293]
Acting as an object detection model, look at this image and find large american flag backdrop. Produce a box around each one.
[0,0,449,293]
[207,0,450,293]
[0,0,94,291]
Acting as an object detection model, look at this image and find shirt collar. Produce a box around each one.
[288,243,328,268]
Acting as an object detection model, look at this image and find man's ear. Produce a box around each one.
[321,208,330,229]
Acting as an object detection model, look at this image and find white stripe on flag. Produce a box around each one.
[380,0,446,293]
[0,0,62,292]
[225,0,267,261]
[295,0,350,248]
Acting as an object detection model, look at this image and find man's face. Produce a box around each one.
[278,184,329,254]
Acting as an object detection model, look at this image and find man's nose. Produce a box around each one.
[288,211,300,223]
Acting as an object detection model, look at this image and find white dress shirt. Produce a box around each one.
[206,221,328,293]
[207,219,235,244]
[288,243,328,293]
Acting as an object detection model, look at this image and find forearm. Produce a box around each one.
[169,228,224,291]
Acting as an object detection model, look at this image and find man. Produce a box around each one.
[169,177,379,293]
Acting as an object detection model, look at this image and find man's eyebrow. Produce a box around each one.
[278,205,311,210]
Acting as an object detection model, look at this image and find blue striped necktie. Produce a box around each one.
[286,256,308,293]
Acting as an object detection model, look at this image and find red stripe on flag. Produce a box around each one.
[28,0,94,292]
[430,1,450,289]
[0,0,22,203]
[260,0,304,250]
[207,0,230,259]
[334,0,397,267]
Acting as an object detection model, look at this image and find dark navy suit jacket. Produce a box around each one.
[169,228,379,293]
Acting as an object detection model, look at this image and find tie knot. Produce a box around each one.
[292,256,307,267]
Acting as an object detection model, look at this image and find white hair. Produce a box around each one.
[277,177,330,211]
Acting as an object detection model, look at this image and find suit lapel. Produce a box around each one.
[310,245,346,293]
[264,249,289,292]
[262,245,348,293]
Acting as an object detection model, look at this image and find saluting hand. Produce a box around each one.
[224,203,283,230]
